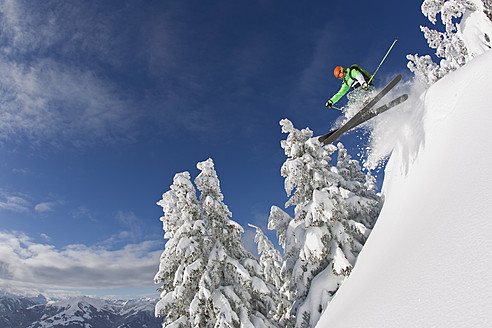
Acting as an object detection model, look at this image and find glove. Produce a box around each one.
[325,100,333,108]
[362,82,369,91]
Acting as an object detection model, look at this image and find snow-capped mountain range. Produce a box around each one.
[0,293,163,328]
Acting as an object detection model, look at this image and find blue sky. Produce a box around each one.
[0,0,434,298]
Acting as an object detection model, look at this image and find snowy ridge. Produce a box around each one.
[315,45,492,328]
[0,294,162,328]
[0,292,47,316]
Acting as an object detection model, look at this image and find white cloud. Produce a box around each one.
[0,1,141,146]
[40,233,51,241]
[34,202,57,213]
[0,231,162,292]
[12,168,30,175]
[115,211,143,241]
[0,58,139,146]
[96,211,159,250]
[71,206,96,222]
[0,1,122,64]
[0,191,31,212]
[0,191,64,214]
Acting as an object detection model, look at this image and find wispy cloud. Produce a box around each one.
[0,1,125,68]
[71,206,96,222]
[0,190,63,215]
[0,56,138,146]
[11,167,30,175]
[39,233,51,241]
[0,191,31,212]
[34,202,57,214]
[0,231,161,292]
[0,1,141,146]
[97,211,147,247]
[115,210,143,242]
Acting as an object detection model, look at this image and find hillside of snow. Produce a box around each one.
[0,293,162,328]
[315,46,492,327]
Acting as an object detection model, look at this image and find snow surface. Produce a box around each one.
[34,296,157,327]
[315,44,492,328]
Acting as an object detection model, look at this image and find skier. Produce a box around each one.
[325,65,374,109]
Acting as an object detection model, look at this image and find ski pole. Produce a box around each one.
[328,104,342,111]
[326,102,342,111]
[368,37,398,85]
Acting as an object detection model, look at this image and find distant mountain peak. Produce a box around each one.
[0,293,162,328]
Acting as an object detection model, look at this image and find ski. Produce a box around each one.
[356,93,408,126]
[319,93,408,145]
[318,74,402,145]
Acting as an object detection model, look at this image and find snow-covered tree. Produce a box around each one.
[408,0,492,85]
[406,53,442,85]
[248,225,283,292]
[155,158,279,327]
[336,143,381,231]
[154,171,205,327]
[268,119,381,328]
[248,224,291,326]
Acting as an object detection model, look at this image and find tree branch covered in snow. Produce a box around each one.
[408,0,492,85]
[484,0,492,21]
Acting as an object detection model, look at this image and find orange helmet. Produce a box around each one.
[334,66,344,79]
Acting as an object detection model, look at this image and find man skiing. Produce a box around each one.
[325,65,374,109]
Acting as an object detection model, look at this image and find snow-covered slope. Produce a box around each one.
[0,292,47,318]
[316,50,492,327]
[0,294,162,328]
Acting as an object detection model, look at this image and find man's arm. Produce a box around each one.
[329,83,350,105]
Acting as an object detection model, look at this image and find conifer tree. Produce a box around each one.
[248,225,282,291]
[269,119,381,328]
[335,143,381,232]
[249,224,291,326]
[154,171,205,327]
[155,159,279,327]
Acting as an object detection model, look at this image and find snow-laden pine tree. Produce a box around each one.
[248,225,283,295]
[154,171,206,326]
[336,143,381,232]
[268,119,381,328]
[248,224,292,327]
[155,158,279,328]
[407,0,492,85]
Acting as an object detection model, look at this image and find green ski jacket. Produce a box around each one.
[329,65,372,105]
